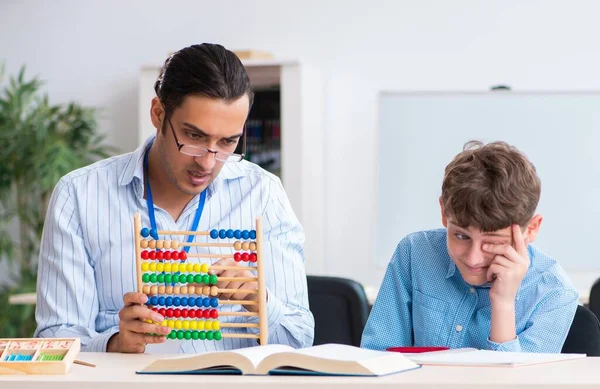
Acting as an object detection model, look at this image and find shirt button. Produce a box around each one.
[456,324,463,332]
[469,287,475,294]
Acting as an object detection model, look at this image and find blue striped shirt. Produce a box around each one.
[34,136,314,352]
[361,229,578,353]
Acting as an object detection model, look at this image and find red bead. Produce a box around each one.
[141,251,149,259]
[149,251,156,260]
[234,252,242,262]
[202,310,210,319]
[166,308,174,317]
[152,308,158,313]
[210,309,218,319]
[163,251,171,260]
[156,251,164,260]
[182,309,189,318]
[173,309,181,318]
[179,251,187,260]
[188,309,196,318]
[159,308,166,316]
[249,253,257,263]
[241,253,249,262]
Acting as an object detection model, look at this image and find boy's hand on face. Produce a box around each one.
[482,224,530,306]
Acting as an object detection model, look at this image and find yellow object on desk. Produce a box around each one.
[0,338,80,375]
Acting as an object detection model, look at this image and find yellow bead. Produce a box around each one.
[141,263,149,272]
[183,321,190,330]
[171,240,179,249]
[164,263,172,272]
[149,240,156,249]
[140,240,149,249]
[156,263,164,272]
[197,321,205,330]
[175,321,182,329]
[162,240,170,249]
[145,319,153,324]
[149,262,157,272]
[201,264,209,273]
[205,321,212,330]
[242,242,249,250]
[249,242,257,251]
[184,263,191,272]
[234,241,242,251]
[168,320,175,328]
[156,240,164,249]
[161,320,168,327]
[213,321,220,330]
[193,263,201,273]
[190,321,197,330]
[172,264,179,273]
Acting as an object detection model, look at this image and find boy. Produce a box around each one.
[361,141,578,353]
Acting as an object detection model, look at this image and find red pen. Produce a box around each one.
[386,346,450,353]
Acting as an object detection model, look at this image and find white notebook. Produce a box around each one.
[408,349,586,367]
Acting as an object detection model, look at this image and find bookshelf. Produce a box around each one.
[138,59,326,274]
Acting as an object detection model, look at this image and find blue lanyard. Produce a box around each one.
[143,142,206,253]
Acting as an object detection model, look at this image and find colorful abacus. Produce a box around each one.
[133,212,268,345]
[0,338,80,375]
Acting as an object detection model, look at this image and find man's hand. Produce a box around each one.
[483,224,530,306]
[107,292,170,353]
[210,258,260,312]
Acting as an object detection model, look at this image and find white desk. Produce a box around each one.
[1,352,599,389]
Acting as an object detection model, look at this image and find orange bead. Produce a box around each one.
[203,286,210,296]
[156,240,164,249]
[210,286,218,296]
[150,286,158,295]
[173,286,181,294]
[142,286,150,294]
[249,242,257,251]
[234,241,242,251]
[163,240,171,249]
[140,240,149,249]
[188,286,196,294]
[166,286,173,294]
[171,240,179,249]
[180,286,188,294]
[148,240,156,249]
[242,242,250,250]
[158,285,166,294]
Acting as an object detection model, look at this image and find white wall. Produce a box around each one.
[3,0,600,292]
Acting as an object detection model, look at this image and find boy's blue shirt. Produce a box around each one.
[361,228,579,352]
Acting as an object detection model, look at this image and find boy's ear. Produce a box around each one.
[439,197,448,227]
[150,96,165,133]
[523,214,543,244]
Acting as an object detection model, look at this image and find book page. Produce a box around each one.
[410,350,586,366]
[291,344,394,361]
[230,344,295,368]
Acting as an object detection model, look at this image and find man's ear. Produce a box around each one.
[523,214,543,244]
[150,97,165,133]
[439,197,448,227]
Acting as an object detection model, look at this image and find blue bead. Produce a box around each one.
[145,299,152,306]
[210,229,219,239]
[165,296,173,306]
[234,230,242,239]
[150,296,158,306]
[196,299,204,307]
[180,297,188,306]
[150,228,159,240]
[203,298,211,307]
[210,297,219,307]
[188,297,196,307]
[141,227,150,238]
[173,297,180,307]
[226,229,234,238]
[249,230,256,240]
[219,229,227,239]
[241,230,249,239]
[158,297,165,306]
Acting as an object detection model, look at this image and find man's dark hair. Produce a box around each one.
[154,43,254,122]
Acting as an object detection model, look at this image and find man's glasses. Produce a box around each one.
[167,118,245,163]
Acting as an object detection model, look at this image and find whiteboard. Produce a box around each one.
[375,92,600,270]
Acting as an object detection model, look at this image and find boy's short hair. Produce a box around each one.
[441,141,541,231]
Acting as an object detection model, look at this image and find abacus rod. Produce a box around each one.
[180,242,235,248]
[220,300,258,305]
[217,288,257,294]
[219,277,257,282]
[187,254,234,259]
[222,334,260,339]
[157,230,210,236]
[210,265,257,271]
[219,312,258,317]
[220,323,260,328]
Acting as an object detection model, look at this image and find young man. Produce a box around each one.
[361,141,578,353]
[35,43,314,353]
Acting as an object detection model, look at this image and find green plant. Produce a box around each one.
[0,64,116,337]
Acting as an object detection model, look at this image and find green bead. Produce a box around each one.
[214,331,222,341]
[149,274,157,283]
[165,274,172,283]
[209,275,218,285]
[206,331,214,340]
[194,274,202,283]
[142,273,150,283]
[186,274,194,283]
[191,331,199,340]
[157,274,165,283]
[176,330,184,340]
[199,331,206,340]
[172,274,179,283]
[202,275,209,284]
[169,330,176,339]
[184,331,192,340]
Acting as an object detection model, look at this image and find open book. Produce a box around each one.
[408,349,586,367]
[137,344,420,376]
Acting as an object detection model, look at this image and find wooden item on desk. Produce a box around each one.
[0,338,80,375]
[233,50,274,60]
[134,212,268,345]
